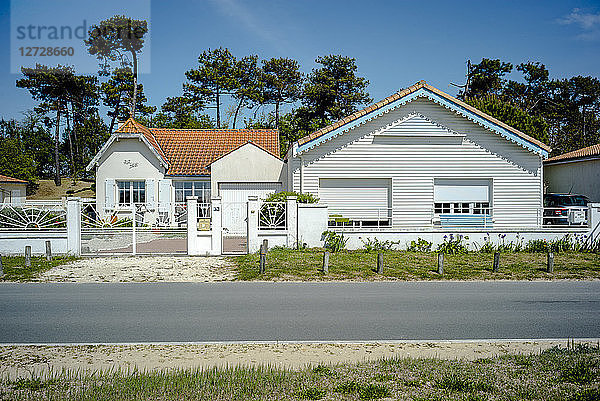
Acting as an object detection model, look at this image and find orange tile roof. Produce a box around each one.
[545,143,600,163]
[0,174,27,183]
[115,118,279,176]
[297,80,551,152]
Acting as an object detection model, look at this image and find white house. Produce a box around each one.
[0,174,27,204]
[544,143,600,202]
[86,118,285,227]
[286,80,551,230]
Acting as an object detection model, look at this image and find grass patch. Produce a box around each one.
[0,255,76,281]
[2,345,598,400]
[436,374,494,393]
[232,248,600,281]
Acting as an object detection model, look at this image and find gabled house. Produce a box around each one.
[286,80,551,230]
[0,174,27,204]
[86,118,285,226]
[544,143,600,202]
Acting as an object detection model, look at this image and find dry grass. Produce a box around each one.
[1,344,598,400]
[28,178,94,200]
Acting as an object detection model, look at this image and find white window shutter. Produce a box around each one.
[105,179,115,209]
[158,179,171,212]
[145,179,155,208]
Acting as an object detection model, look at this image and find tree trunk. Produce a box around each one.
[54,102,61,187]
[275,101,280,130]
[65,106,75,179]
[130,50,138,119]
[71,102,80,168]
[216,85,220,128]
[109,96,121,133]
[233,97,244,129]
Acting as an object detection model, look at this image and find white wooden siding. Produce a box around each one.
[292,98,543,228]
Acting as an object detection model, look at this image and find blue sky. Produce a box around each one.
[1,0,600,123]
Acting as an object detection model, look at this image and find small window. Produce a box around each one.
[175,181,211,204]
[117,181,145,206]
[473,202,490,214]
[434,203,451,214]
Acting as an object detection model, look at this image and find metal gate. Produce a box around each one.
[221,201,248,254]
[80,201,187,255]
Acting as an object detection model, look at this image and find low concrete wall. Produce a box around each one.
[258,231,288,248]
[338,229,590,251]
[0,231,68,256]
[298,204,328,248]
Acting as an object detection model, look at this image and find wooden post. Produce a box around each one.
[45,240,52,261]
[493,252,500,272]
[322,251,329,274]
[25,246,31,267]
[437,253,444,275]
[547,252,554,273]
[377,253,384,274]
[259,239,268,274]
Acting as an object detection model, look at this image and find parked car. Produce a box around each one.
[543,193,590,226]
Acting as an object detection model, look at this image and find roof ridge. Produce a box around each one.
[546,143,600,163]
[295,80,551,154]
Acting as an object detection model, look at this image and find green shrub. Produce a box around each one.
[407,238,433,252]
[436,374,493,393]
[263,191,318,204]
[559,360,597,384]
[336,381,362,394]
[297,387,327,400]
[569,388,600,401]
[359,383,390,400]
[437,234,469,255]
[361,237,398,252]
[10,378,57,391]
[322,231,348,252]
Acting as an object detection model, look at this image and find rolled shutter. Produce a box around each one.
[158,179,171,212]
[433,179,491,203]
[105,179,115,209]
[319,178,390,220]
[145,179,155,208]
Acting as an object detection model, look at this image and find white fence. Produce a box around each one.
[0,197,598,256]
[327,206,591,231]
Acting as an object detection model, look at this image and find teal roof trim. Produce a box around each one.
[296,88,548,158]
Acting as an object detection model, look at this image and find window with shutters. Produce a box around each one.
[117,181,146,206]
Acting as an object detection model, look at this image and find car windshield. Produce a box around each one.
[557,196,588,206]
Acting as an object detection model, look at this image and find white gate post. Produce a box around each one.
[66,197,81,256]
[286,196,298,248]
[131,203,137,255]
[588,203,600,241]
[187,196,198,255]
[211,197,222,255]
[247,196,260,253]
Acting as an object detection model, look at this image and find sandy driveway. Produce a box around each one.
[0,340,585,379]
[38,256,236,282]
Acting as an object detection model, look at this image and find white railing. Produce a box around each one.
[0,202,67,230]
[327,206,590,230]
[328,208,393,229]
[259,201,287,230]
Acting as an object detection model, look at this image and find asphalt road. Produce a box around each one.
[0,282,598,343]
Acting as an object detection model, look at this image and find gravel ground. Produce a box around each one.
[38,256,236,282]
[0,340,580,379]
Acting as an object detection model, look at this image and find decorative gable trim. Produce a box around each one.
[85,133,169,171]
[295,86,549,158]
